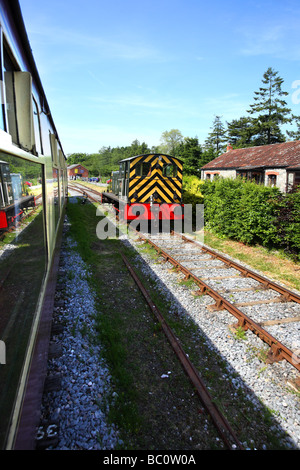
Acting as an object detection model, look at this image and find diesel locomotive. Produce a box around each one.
[0,0,67,450]
[101,153,184,225]
[0,160,35,230]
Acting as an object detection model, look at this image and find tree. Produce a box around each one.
[204,116,227,155]
[247,67,292,145]
[287,115,300,140]
[159,129,183,154]
[226,116,255,148]
[176,137,202,175]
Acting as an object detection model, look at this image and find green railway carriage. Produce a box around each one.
[102,154,184,222]
[0,0,67,449]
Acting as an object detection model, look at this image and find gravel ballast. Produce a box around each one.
[122,233,300,450]
[38,209,300,450]
[39,221,121,450]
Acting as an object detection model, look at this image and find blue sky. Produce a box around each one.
[19,0,300,155]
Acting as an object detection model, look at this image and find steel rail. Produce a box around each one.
[120,251,244,450]
[72,186,300,374]
[138,232,300,373]
[173,231,300,305]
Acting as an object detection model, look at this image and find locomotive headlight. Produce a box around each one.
[153,191,158,200]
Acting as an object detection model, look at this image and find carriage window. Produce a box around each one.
[163,163,177,177]
[3,48,17,143]
[0,81,5,130]
[32,96,42,155]
[135,162,151,177]
[0,153,46,449]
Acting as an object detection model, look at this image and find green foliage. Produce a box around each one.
[67,140,153,178]
[204,115,227,155]
[247,67,292,145]
[201,178,300,260]
[175,137,215,176]
[272,188,300,260]
[182,175,204,205]
[159,129,183,154]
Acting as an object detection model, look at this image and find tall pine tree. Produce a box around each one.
[247,67,292,145]
[204,115,227,155]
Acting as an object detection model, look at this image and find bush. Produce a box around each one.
[182,175,204,205]
[182,176,300,261]
[201,177,280,246]
[182,176,204,222]
[273,187,300,260]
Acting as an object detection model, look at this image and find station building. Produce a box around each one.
[201,141,300,192]
[67,164,89,179]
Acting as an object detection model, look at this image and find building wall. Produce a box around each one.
[201,168,289,191]
[201,169,236,180]
[68,165,89,178]
[264,168,286,192]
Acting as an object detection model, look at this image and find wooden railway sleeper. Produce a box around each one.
[141,233,300,373]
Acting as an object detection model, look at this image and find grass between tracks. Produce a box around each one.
[65,198,295,450]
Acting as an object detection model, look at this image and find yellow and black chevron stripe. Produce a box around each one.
[128,154,183,203]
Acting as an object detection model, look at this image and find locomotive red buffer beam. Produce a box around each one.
[0,195,36,230]
[123,203,184,221]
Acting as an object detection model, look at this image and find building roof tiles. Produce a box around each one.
[201,141,300,170]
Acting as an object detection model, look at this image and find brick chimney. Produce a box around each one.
[226,143,233,152]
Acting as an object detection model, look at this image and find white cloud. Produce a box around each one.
[27,22,162,62]
[237,21,300,60]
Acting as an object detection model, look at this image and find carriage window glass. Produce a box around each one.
[3,47,18,143]
[32,96,42,155]
[0,153,46,448]
[163,163,177,177]
[0,83,5,131]
[0,47,4,130]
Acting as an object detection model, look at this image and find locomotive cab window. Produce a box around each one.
[162,163,177,177]
[135,161,151,177]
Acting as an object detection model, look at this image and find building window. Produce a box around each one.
[294,172,300,188]
[268,174,277,187]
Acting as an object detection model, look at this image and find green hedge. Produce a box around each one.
[199,177,300,261]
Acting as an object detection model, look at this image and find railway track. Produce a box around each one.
[69,182,300,386]
[121,252,244,450]
[37,183,300,449]
[137,232,300,383]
